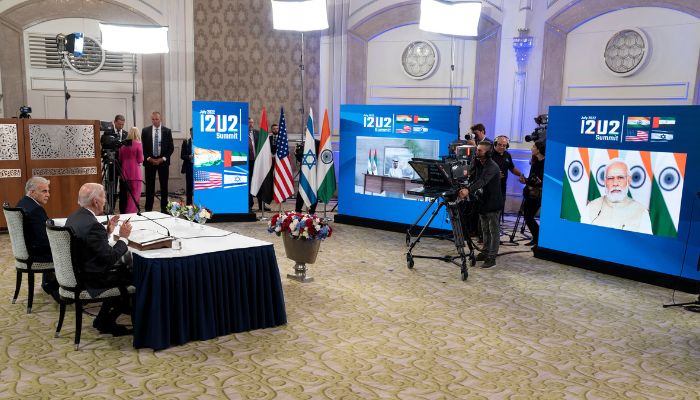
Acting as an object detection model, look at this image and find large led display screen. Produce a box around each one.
[338,104,460,228]
[192,101,249,214]
[540,106,700,281]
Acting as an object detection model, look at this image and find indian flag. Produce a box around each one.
[648,152,686,237]
[561,147,590,222]
[587,148,617,202]
[627,116,650,128]
[316,109,336,204]
[396,115,412,122]
[621,150,652,209]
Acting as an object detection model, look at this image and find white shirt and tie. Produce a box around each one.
[151,126,166,162]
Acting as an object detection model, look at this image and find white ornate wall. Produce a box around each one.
[561,7,700,105]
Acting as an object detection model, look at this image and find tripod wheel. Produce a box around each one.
[406,253,414,269]
[461,266,468,281]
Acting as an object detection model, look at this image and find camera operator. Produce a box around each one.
[492,136,525,213]
[458,141,503,268]
[466,123,490,146]
[101,114,128,213]
[521,141,545,248]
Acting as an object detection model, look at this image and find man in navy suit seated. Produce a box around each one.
[16,176,59,303]
[65,183,134,336]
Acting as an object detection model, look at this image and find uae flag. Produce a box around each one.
[560,147,590,222]
[367,149,373,174]
[316,109,336,204]
[373,149,379,175]
[250,108,274,204]
[649,152,686,237]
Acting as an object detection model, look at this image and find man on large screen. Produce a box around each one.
[581,159,652,234]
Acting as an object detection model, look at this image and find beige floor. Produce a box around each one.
[1,213,699,399]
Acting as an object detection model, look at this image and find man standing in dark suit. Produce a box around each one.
[65,183,133,336]
[142,111,174,212]
[16,176,59,302]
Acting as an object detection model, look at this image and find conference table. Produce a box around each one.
[57,212,287,350]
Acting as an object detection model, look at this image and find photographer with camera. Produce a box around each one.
[458,141,503,268]
[521,141,545,248]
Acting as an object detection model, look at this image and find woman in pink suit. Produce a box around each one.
[118,127,144,213]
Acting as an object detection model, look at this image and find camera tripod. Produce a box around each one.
[509,197,531,243]
[405,192,476,281]
[101,152,140,215]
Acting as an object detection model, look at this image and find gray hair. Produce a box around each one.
[605,158,630,177]
[25,176,49,194]
[77,183,104,207]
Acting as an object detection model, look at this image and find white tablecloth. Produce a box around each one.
[54,212,271,258]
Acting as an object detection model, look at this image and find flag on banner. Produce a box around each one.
[299,108,318,207]
[316,109,336,204]
[250,108,274,204]
[223,168,248,188]
[194,170,222,190]
[560,147,590,222]
[273,108,294,203]
[621,150,652,210]
[367,149,373,174]
[649,152,686,237]
[625,130,649,142]
[224,150,247,167]
[652,117,676,128]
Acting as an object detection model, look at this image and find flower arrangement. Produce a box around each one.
[268,212,333,240]
[166,201,213,224]
[166,201,183,217]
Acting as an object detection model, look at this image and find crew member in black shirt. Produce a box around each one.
[492,135,525,212]
[459,141,503,268]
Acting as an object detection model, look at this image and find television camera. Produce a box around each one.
[525,114,547,142]
[19,106,32,119]
[404,157,477,281]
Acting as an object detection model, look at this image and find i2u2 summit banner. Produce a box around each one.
[539,106,700,281]
[192,101,249,214]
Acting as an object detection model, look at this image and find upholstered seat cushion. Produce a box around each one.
[59,285,136,301]
[14,261,54,271]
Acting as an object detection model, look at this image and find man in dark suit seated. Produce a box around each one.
[65,183,134,336]
[16,176,59,303]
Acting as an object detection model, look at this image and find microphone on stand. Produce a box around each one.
[137,211,172,238]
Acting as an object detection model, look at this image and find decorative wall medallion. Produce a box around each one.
[65,36,106,75]
[29,124,95,160]
[401,41,439,80]
[603,28,649,77]
[32,167,97,176]
[0,169,21,178]
[0,124,20,160]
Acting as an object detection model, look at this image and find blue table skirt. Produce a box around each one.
[132,244,287,350]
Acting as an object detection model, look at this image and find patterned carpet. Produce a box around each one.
[1,215,699,399]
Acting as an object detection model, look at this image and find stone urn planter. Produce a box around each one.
[282,234,321,283]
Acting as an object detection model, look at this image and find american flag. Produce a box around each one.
[625,130,649,142]
[273,108,294,203]
[194,170,222,190]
